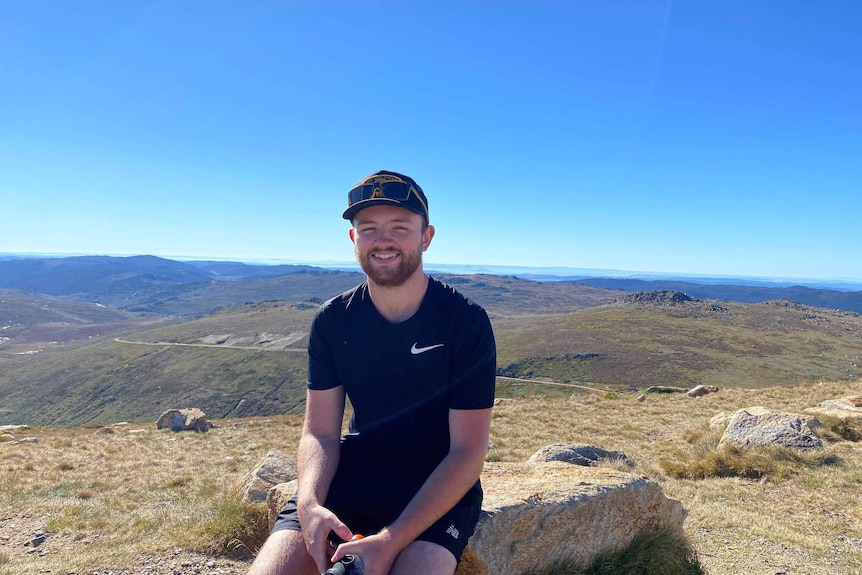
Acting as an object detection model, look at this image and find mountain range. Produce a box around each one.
[1,254,861,427]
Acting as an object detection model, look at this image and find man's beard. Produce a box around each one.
[357,242,423,288]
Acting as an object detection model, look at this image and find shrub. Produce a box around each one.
[175,496,269,558]
[523,527,705,575]
[818,415,862,442]
[660,444,843,481]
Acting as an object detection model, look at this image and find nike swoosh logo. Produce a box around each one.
[411,342,445,355]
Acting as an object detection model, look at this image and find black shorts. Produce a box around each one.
[272,436,483,562]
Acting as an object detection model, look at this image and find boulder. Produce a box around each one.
[265,462,686,574]
[645,386,688,394]
[155,408,210,432]
[687,385,719,398]
[527,442,633,468]
[243,449,297,503]
[718,407,823,452]
[464,462,685,574]
[803,395,862,421]
[268,479,297,530]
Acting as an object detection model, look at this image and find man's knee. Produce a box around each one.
[248,529,317,575]
[390,540,458,575]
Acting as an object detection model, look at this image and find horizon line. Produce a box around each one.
[3,251,862,288]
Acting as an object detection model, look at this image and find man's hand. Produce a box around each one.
[330,530,399,575]
[299,502,353,573]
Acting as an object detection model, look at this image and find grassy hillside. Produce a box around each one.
[0,302,315,427]
[495,293,862,390]
[2,289,861,428]
[1,379,860,575]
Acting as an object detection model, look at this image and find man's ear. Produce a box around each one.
[422,224,435,251]
[349,227,356,243]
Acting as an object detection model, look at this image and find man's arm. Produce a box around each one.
[332,407,492,571]
[296,386,352,571]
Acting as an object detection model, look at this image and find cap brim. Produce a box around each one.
[342,198,426,221]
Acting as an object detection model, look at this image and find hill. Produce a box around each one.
[3,288,861,427]
[574,277,862,313]
[3,254,861,315]
[495,292,862,391]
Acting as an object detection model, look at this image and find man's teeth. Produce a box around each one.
[374,253,399,259]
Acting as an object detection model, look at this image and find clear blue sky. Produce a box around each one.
[2,1,860,281]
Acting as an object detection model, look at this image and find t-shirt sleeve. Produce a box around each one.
[307,305,342,391]
[448,306,497,410]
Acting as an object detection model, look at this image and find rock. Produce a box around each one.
[266,462,686,575]
[267,479,297,529]
[0,424,29,432]
[718,407,823,452]
[687,385,719,398]
[464,462,685,573]
[526,443,633,468]
[243,449,297,503]
[29,530,46,547]
[804,395,862,421]
[155,408,210,432]
[645,386,688,394]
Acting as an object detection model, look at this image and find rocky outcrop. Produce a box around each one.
[155,408,210,432]
[242,448,297,503]
[623,291,694,305]
[645,385,688,394]
[527,442,632,468]
[264,452,686,574]
[687,385,719,398]
[804,395,862,421]
[717,407,823,452]
[465,462,685,574]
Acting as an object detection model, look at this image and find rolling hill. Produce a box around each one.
[2,254,861,428]
[2,288,861,427]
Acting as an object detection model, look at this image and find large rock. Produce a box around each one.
[687,385,719,398]
[804,395,862,421]
[718,407,823,452]
[265,461,686,574]
[465,462,685,574]
[155,408,210,432]
[243,449,297,503]
[526,442,632,468]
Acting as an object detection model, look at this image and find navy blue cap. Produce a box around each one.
[343,170,429,222]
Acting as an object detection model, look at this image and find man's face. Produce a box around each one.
[350,204,434,288]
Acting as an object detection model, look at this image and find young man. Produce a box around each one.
[248,171,497,575]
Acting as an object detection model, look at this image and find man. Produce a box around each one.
[248,170,497,575]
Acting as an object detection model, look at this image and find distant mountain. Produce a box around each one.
[0,255,212,295]
[185,260,318,280]
[1,254,861,316]
[572,278,862,314]
[4,292,862,427]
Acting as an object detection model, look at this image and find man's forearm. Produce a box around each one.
[296,433,341,510]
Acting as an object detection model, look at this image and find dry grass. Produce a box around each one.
[2,380,862,574]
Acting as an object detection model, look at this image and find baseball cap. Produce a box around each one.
[342,170,429,223]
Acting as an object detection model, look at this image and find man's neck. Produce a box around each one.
[367,269,429,324]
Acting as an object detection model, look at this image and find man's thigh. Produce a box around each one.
[247,529,318,575]
[391,540,458,575]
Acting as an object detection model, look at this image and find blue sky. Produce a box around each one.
[2,1,860,282]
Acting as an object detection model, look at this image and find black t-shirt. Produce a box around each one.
[307,277,497,461]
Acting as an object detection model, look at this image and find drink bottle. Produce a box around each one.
[322,534,365,575]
